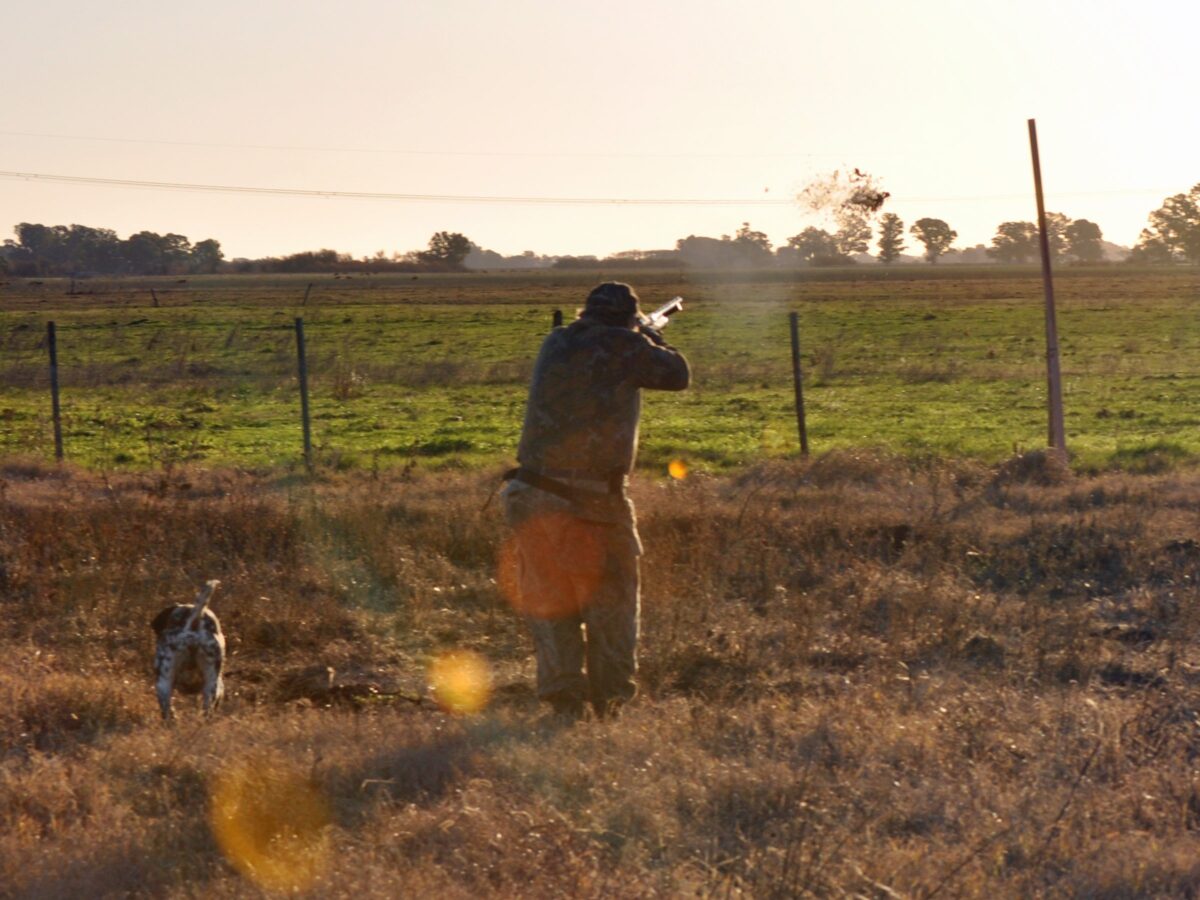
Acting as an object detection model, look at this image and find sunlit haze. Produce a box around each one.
[2,0,1196,260]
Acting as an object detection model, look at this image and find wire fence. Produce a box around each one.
[1,310,557,471]
[2,275,1197,472]
[16,309,788,471]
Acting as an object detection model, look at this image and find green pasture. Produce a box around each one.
[0,267,1197,473]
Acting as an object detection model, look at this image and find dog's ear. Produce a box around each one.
[151,607,176,635]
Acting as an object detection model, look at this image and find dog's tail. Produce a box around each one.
[186,579,221,630]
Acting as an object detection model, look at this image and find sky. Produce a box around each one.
[1,0,1197,260]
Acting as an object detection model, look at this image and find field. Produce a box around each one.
[1,265,1197,473]
[2,267,1199,897]
[2,457,1199,897]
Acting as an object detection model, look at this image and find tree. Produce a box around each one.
[122,231,171,274]
[161,234,193,274]
[1136,184,1200,263]
[14,223,61,275]
[5,227,37,275]
[732,222,773,264]
[7,223,192,275]
[909,218,956,263]
[1064,219,1104,263]
[676,228,774,268]
[782,227,847,265]
[121,230,195,274]
[677,235,739,267]
[734,222,771,252]
[989,221,1039,264]
[190,238,224,274]
[417,231,472,269]
[62,224,122,273]
[1043,212,1071,259]
[876,213,905,264]
[834,213,871,258]
[1127,229,1175,264]
[273,249,347,273]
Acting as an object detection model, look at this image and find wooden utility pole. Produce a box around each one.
[47,321,64,461]
[1028,118,1067,459]
[789,312,810,456]
[295,317,313,471]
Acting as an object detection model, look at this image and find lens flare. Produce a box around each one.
[209,755,331,893]
[498,511,607,619]
[429,650,492,714]
[668,459,688,480]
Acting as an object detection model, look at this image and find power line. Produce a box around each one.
[0,169,1178,207]
[0,170,796,205]
[0,129,841,160]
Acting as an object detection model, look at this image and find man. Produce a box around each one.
[502,282,690,721]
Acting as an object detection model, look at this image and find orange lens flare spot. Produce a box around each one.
[429,650,492,714]
[498,511,608,620]
[209,756,331,893]
[668,459,688,480]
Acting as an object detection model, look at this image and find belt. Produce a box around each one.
[541,467,628,491]
[503,466,626,499]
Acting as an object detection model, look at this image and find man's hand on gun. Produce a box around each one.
[638,296,683,344]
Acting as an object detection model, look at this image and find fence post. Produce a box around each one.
[552,309,563,330]
[303,283,313,306]
[295,317,313,471]
[151,288,159,308]
[1028,118,1067,460]
[47,321,64,461]
[789,312,810,456]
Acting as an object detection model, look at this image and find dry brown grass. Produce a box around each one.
[2,454,1199,897]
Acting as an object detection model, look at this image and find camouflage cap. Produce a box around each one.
[583,282,641,323]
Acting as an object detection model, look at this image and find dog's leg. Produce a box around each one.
[202,648,224,715]
[207,673,225,714]
[155,648,178,722]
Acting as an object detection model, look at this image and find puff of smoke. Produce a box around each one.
[797,168,890,228]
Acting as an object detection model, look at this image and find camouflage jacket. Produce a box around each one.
[516,318,690,476]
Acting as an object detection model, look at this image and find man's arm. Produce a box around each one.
[630,329,690,391]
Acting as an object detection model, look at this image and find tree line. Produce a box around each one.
[573,183,1199,268]
[222,231,477,274]
[571,214,1103,268]
[0,223,224,277]
[3,184,1196,276]
[0,225,477,278]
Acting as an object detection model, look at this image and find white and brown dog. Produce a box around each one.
[151,579,225,721]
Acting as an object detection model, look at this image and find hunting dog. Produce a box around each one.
[151,579,225,721]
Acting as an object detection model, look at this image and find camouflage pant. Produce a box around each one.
[501,479,641,716]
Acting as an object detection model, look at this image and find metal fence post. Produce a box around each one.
[295,317,313,470]
[1028,118,1067,460]
[47,321,64,461]
[789,312,810,456]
